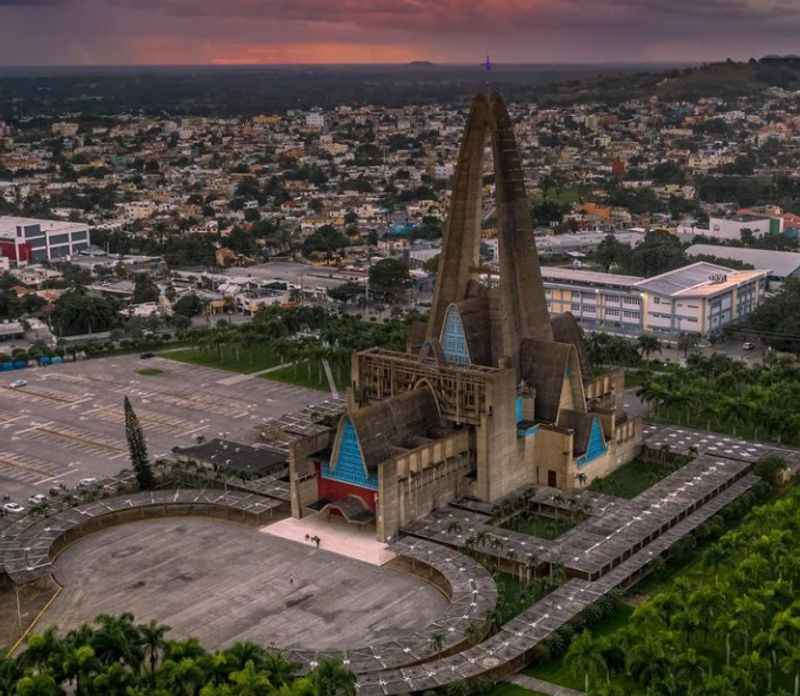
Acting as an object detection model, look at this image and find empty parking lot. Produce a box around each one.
[0,354,326,502]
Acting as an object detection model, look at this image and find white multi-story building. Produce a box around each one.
[707,215,780,241]
[305,112,325,130]
[0,216,91,265]
[540,262,768,339]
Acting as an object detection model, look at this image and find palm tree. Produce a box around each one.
[464,622,483,645]
[782,646,800,696]
[229,660,272,696]
[637,334,662,361]
[11,672,59,696]
[157,656,205,696]
[430,632,446,654]
[566,629,606,693]
[139,619,171,680]
[92,613,144,671]
[310,658,356,696]
[61,643,98,694]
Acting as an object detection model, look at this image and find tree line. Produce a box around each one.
[1,613,356,696]
[562,474,800,696]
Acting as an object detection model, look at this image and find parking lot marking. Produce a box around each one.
[35,469,80,485]
[17,421,53,435]
[179,425,209,437]
[0,451,64,484]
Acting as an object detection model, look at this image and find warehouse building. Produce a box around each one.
[0,216,91,264]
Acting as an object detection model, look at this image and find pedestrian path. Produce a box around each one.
[507,674,585,696]
[215,362,292,386]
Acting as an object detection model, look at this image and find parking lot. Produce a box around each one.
[0,354,325,505]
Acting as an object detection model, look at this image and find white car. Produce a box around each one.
[8,379,27,389]
[3,502,25,514]
[78,477,99,489]
[28,494,47,505]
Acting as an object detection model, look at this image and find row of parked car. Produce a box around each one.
[1,477,100,516]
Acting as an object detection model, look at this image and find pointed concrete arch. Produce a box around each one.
[426,92,552,369]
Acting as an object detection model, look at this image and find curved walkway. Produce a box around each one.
[287,538,498,674]
[0,491,499,678]
[0,489,283,585]
[355,474,758,695]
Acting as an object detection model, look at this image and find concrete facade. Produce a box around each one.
[288,94,642,541]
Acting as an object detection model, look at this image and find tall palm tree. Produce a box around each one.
[781,646,800,696]
[566,629,606,693]
[157,656,206,696]
[310,658,356,696]
[229,660,272,696]
[139,619,171,680]
[61,643,98,694]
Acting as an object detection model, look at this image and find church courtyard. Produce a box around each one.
[41,517,448,650]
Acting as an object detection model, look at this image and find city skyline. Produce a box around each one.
[1,0,800,66]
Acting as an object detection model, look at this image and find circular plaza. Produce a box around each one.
[41,516,449,651]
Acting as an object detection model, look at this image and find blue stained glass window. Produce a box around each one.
[322,417,378,490]
[441,306,470,366]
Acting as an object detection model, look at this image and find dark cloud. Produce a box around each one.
[0,0,65,5]
[1,0,799,64]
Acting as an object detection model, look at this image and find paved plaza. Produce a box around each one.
[43,517,448,650]
[0,355,325,501]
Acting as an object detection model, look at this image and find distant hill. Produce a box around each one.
[406,61,436,68]
[537,56,800,105]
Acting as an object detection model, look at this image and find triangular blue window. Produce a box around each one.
[576,417,608,468]
[440,305,470,366]
[322,417,378,490]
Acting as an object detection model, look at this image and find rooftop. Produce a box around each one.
[634,261,766,298]
[0,215,87,237]
[540,266,643,288]
[173,438,288,478]
[686,244,800,278]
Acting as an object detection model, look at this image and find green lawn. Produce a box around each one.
[135,367,165,376]
[163,344,284,374]
[265,361,339,392]
[524,604,636,690]
[535,188,582,206]
[501,513,576,540]
[163,345,351,393]
[588,454,687,499]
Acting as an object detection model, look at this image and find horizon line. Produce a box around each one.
[0,60,698,69]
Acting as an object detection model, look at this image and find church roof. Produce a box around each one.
[557,409,595,456]
[347,386,441,470]
[550,312,592,384]
[519,338,574,424]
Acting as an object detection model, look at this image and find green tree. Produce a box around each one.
[174,294,205,318]
[311,657,356,696]
[368,258,410,303]
[124,397,154,489]
[637,334,663,360]
[566,629,606,692]
[132,274,160,304]
[51,287,119,336]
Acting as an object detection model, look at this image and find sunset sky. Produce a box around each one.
[1,0,799,66]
